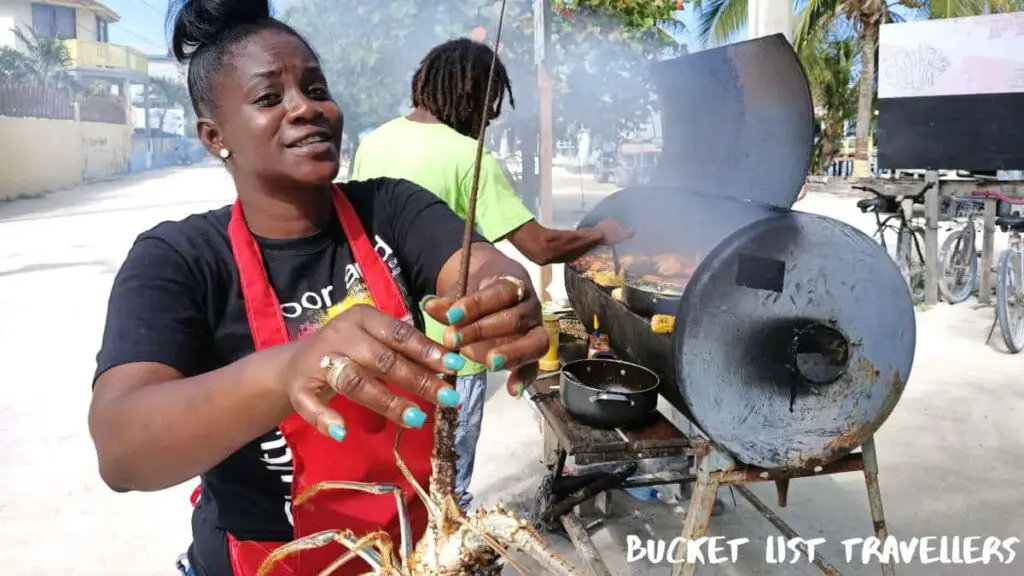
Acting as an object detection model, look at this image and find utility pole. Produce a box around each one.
[534,0,554,301]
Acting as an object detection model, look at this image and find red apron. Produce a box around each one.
[200,184,434,575]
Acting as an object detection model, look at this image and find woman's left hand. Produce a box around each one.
[422,272,547,397]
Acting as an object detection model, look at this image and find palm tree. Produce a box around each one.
[799,30,859,173]
[694,0,1024,177]
[0,46,36,84]
[10,26,79,91]
[147,76,191,134]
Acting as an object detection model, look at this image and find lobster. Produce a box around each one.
[256,1,586,574]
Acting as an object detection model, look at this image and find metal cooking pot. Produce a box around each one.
[622,274,684,316]
[559,359,660,430]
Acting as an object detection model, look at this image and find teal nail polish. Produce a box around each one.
[403,406,427,428]
[443,353,466,371]
[328,423,347,442]
[516,383,525,399]
[438,387,461,407]
[450,332,462,347]
[490,354,506,372]
[446,306,465,324]
[420,295,437,308]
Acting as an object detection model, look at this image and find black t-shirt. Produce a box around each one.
[93,178,483,576]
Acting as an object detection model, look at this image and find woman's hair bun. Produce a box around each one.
[169,0,272,63]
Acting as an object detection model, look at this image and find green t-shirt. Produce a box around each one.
[351,116,535,375]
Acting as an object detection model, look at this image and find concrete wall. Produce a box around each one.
[0,116,131,201]
[0,0,32,49]
[75,7,99,41]
[0,3,106,47]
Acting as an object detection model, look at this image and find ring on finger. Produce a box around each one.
[320,354,354,392]
[500,275,527,303]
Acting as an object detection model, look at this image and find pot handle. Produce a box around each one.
[589,393,635,406]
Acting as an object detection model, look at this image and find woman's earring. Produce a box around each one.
[219,148,230,159]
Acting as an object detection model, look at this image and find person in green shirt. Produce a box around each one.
[351,38,631,511]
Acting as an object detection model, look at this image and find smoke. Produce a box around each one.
[282,0,683,146]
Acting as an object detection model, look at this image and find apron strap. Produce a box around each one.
[228,201,290,351]
[331,184,410,320]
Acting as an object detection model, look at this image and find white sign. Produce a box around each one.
[879,12,1024,99]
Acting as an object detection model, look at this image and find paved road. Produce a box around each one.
[0,165,1021,575]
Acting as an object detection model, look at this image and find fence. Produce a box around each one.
[0,85,126,124]
[79,95,127,124]
[0,84,73,120]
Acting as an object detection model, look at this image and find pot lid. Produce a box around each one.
[648,34,815,208]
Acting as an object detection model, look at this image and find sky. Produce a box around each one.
[105,0,703,56]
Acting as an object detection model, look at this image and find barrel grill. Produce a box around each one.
[564,35,917,471]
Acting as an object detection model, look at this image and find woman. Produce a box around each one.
[88,1,547,575]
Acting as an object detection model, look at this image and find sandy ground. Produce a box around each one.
[0,163,1021,575]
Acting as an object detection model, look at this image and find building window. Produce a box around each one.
[96,16,108,42]
[31,3,77,40]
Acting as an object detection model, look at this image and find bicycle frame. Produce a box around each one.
[1007,232,1023,278]
[870,206,924,262]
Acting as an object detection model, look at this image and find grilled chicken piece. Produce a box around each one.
[653,254,697,277]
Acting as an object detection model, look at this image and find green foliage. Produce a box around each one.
[554,0,684,29]
[1,27,78,92]
[0,46,35,84]
[147,76,192,134]
[285,0,682,144]
[800,31,859,172]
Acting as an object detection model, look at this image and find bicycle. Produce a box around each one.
[979,190,1024,353]
[855,181,934,303]
[936,196,984,304]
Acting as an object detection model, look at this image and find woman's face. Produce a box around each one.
[204,29,343,187]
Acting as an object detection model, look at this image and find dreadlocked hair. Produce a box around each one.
[411,38,515,138]
[168,0,317,115]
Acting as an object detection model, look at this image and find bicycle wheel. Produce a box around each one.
[996,248,1024,353]
[896,226,927,303]
[937,229,978,304]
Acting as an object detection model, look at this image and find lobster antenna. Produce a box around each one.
[454,0,510,298]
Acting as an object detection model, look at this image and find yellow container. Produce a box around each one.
[540,312,561,372]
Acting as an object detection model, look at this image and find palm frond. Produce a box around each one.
[694,0,749,47]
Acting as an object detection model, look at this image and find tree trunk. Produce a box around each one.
[853,17,878,178]
[816,131,839,175]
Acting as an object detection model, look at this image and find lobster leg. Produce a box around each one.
[294,481,403,507]
[393,428,437,513]
[255,529,384,576]
[293,480,413,569]
[316,531,395,576]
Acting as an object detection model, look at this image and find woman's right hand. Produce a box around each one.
[279,304,464,442]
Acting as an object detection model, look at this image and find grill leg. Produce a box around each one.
[671,451,720,576]
[862,436,896,576]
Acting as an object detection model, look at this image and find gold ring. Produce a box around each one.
[320,354,353,391]
[500,275,527,303]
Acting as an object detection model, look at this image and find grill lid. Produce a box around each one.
[649,34,814,208]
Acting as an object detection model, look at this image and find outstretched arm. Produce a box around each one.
[470,154,630,265]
